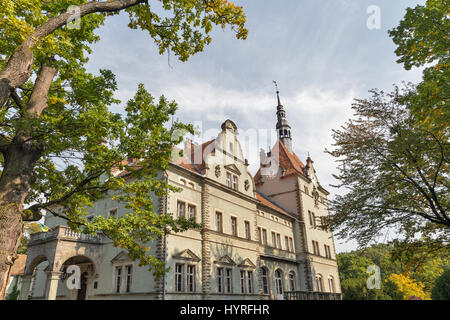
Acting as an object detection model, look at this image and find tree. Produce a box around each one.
[431,268,450,300]
[337,243,448,299]
[337,250,394,300]
[326,86,449,246]
[387,273,427,300]
[0,0,248,299]
[388,0,449,131]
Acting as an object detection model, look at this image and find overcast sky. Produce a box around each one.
[84,0,425,252]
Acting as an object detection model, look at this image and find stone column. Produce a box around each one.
[45,271,62,300]
[18,275,33,300]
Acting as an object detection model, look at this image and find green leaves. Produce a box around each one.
[327,86,449,247]
[388,0,449,131]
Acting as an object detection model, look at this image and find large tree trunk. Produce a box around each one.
[0,136,42,299]
[0,203,24,299]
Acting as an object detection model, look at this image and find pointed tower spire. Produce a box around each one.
[273,81,293,152]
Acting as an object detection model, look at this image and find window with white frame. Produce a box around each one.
[217,267,233,294]
[231,217,237,236]
[175,263,184,292]
[217,267,224,293]
[225,268,233,293]
[328,276,335,293]
[177,201,186,219]
[244,221,251,240]
[232,175,238,190]
[239,269,254,294]
[289,271,296,291]
[175,263,196,293]
[240,270,246,294]
[261,267,269,294]
[125,265,132,293]
[226,173,232,188]
[247,271,254,294]
[216,211,223,232]
[188,204,196,220]
[187,265,196,292]
[275,269,284,295]
[276,233,282,249]
[316,274,324,292]
[114,266,122,293]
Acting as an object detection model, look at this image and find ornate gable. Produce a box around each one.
[238,258,256,269]
[173,249,201,262]
[214,255,236,266]
[111,251,133,263]
[224,164,241,176]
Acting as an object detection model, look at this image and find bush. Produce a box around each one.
[431,269,450,300]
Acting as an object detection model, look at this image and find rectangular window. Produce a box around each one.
[309,211,316,228]
[289,237,294,252]
[232,175,238,190]
[257,227,262,244]
[244,221,251,240]
[177,201,186,219]
[217,268,223,293]
[272,232,277,248]
[277,233,282,249]
[304,186,309,195]
[285,236,289,252]
[188,204,196,219]
[240,270,246,294]
[175,263,184,292]
[115,266,122,293]
[109,208,118,218]
[187,265,195,292]
[247,271,254,294]
[216,212,223,232]
[226,173,232,188]
[312,241,320,256]
[231,217,237,236]
[225,268,233,293]
[262,229,268,245]
[125,265,132,293]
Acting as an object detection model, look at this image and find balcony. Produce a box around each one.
[29,225,102,245]
[284,291,342,300]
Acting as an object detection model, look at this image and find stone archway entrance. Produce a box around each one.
[20,225,102,300]
[61,255,96,300]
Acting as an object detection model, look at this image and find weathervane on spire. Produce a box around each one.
[273,80,281,106]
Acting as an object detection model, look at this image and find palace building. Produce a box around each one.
[19,92,341,300]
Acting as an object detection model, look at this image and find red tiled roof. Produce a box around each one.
[177,139,215,175]
[255,192,294,218]
[254,141,307,184]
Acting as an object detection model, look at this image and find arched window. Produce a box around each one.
[288,271,296,291]
[279,129,283,137]
[275,269,283,295]
[315,274,324,292]
[261,267,269,294]
[328,276,335,293]
[284,129,288,137]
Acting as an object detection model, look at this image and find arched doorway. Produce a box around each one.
[60,255,96,300]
